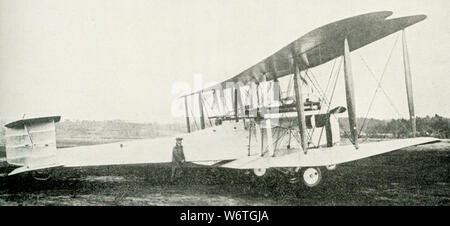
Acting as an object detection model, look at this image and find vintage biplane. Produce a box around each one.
[2,11,439,187]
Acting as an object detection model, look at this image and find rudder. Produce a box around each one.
[4,116,61,174]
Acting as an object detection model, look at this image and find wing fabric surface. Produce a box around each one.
[184,11,426,96]
[7,122,251,175]
[5,116,62,175]
[57,123,249,168]
[220,137,439,169]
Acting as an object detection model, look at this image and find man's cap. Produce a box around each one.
[176,137,183,141]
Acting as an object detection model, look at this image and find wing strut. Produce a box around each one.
[402,29,416,137]
[343,37,359,149]
[184,96,191,133]
[219,87,227,116]
[265,119,274,156]
[292,58,308,154]
[234,88,238,122]
[273,78,281,105]
[198,92,206,129]
[212,89,222,117]
[234,86,243,122]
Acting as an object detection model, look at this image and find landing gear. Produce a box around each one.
[326,164,337,171]
[253,168,267,177]
[288,167,301,184]
[302,167,322,187]
[32,171,52,181]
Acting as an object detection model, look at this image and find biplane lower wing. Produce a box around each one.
[7,134,438,176]
[220,137,439,169]
[3,115,440,176]
[6,121,252,175]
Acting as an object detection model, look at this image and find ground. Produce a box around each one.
[0,142,448,206]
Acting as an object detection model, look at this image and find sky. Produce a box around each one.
[0,0,449,123]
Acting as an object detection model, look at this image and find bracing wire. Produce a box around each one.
[357,33,402,137]
[188,98,199,130]
[201,94,214,127]
[323,59,338,97]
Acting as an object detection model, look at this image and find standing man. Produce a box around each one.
[171,137,185,182]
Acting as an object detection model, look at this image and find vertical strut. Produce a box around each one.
[235,86,243,117]
[234,88,239,122]
[343,37,359,149]
[259,77,267,116]
[248,122,252,156]
[212,89,221,116]
[249,82,258,118]
[293,62,308,153]
[255,122,263,156]
[198,92,205,129]
[402,29,416,137]
[273,78,281,108]
[184,96,191,133]
[265,119,274,156]
[219,87,227,116]
[256,82,263,117]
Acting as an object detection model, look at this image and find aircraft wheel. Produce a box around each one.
[32,171,52,181]
[302,167,322,187]
[326,164,337,171]
[253,168,267,177]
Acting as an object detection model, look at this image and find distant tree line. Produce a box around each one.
[0,119,187,146]
[55,119,186,140]
[339,114,450,139]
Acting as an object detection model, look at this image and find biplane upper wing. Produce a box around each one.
[183,11,426,95]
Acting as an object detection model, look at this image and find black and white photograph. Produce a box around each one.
[0,0,448,211]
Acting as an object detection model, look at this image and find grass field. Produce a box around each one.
[0,141,448,206]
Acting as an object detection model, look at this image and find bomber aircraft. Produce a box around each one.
[2,11,439,187]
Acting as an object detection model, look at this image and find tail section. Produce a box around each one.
[4,116,61,175]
